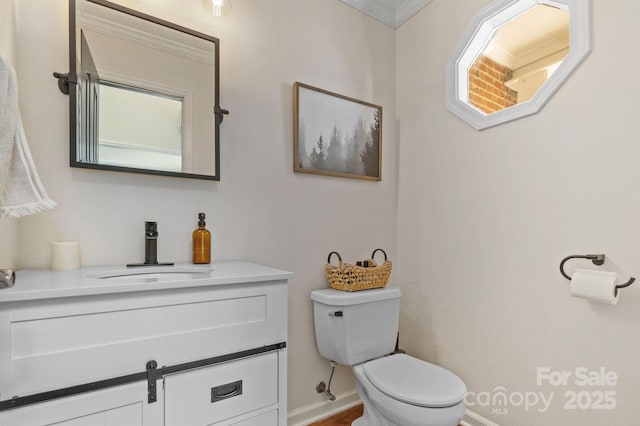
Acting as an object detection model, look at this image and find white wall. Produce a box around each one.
[0,0,16,64]
[0,0,18,270]
[396,0,640,425]
[14,0,396,416]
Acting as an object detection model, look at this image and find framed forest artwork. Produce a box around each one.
[293,82,382,181]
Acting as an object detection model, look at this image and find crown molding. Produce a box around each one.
[338,0,432,29]
[395,0,434,27]
[339,0,395,27]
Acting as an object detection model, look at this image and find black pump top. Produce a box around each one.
[198,212,206,227]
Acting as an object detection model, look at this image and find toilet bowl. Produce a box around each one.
[353,354,466,426]
[311,287,466,426]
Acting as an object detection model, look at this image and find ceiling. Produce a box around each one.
[338,0,433,29]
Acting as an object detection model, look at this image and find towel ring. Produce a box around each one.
[559,254,635,296]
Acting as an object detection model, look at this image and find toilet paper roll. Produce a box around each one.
[51,241,81,271]
[570,268,618,305]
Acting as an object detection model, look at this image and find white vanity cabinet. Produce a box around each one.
[0,382,153,426]
[0,262,290,426]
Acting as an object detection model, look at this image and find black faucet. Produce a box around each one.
[144,221,158,265]
[127,221,174,267]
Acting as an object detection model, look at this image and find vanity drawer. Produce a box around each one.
[164,352,278,426]
[6,282,287,396]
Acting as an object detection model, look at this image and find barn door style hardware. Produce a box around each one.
[0,343,285,411]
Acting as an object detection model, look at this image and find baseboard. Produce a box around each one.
[287,393,496,426]
[287,389,361,426]
[461,408,501,426]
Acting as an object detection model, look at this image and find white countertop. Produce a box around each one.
[0,261,292,302]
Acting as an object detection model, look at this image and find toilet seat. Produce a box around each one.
[363,354,466,408]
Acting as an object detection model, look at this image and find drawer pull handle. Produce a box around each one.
[211,380,243,403]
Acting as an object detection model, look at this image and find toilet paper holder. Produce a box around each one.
[559,254,636,296]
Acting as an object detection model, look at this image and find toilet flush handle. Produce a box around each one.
[328,311,343,317]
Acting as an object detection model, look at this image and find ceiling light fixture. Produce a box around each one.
[203,0,232,17]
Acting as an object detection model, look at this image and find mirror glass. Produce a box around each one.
[446,0,590,130]
[70,0,221,180]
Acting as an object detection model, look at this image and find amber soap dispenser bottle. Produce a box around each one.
[192,212,211,264]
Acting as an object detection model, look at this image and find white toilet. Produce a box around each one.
[311,287,466,426]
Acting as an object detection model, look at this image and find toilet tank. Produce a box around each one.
[310,287,400,365]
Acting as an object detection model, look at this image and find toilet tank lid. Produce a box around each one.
[310,287,400,306]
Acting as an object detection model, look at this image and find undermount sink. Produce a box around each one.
[86,266,212,282]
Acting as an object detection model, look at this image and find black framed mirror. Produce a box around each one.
[64,0,226,180]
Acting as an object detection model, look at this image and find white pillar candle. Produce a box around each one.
[51,241,81,271]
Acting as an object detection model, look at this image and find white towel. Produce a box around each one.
[0,54,56,218]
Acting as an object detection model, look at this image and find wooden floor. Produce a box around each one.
[308,404,363,426]
[308,404,463,426]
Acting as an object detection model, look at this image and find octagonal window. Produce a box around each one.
[446,0,591,130]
